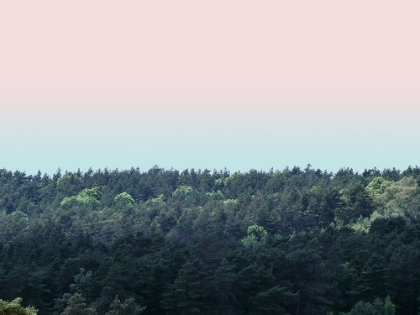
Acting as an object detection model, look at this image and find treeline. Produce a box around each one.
[1,165,420,314]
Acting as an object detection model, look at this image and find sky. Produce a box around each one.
[1,0,419,176]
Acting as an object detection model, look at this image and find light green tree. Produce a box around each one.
[0,298,37,315]
[172,185,194,200]
[114,192,136,207]
[241,224,268,247]
[145,194,166,206]
[369,176,419,220]
[60,188,102,209]
[366,177,388,196]
[77,187,102,205]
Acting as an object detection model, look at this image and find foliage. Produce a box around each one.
[61,293,96,315]
[105,296,146,315]
[1,165,420,314]
[342,295,395,315]
[60,187,102,209]
[366,177,388,196]
[0,298,37,315]
[372,176,419,219]
[114,192,136,207]
[241,224,268,247]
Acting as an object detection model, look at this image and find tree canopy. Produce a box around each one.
[1,165,420,314]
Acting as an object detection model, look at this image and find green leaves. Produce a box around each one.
[3,165,420,315]
[336,183,374,224]
[61,293,96,315]
[366,177,388,197]
[241,225,268,247]
[172,185,194,201]
[60,188,102,209]
[57,174,83,196]
[0,298,37,315]
[343,295,395,315]
[105,296,146,315]
[161,261,205,314]
[249,286,296,315]
[114,192,136,207]
[77,188,102,203]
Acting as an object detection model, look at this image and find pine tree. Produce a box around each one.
[161,261,204,314]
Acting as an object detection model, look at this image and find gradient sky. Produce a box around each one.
[1,1,419,176]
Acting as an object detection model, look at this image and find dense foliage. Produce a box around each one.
[1,165,420,314]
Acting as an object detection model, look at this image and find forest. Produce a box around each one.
[1,165,420,315]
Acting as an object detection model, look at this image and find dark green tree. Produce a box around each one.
[161,261,205,314]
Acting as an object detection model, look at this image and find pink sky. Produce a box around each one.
[1,0,420,175]
[1,0,419,95]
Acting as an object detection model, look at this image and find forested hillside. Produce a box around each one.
[1,165,420,315]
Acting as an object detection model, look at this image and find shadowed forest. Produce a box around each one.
[1,165,420,314]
